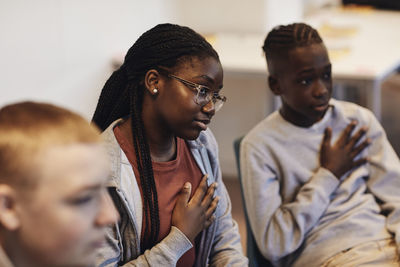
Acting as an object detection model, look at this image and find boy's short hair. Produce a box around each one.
[0,101,101,189]
[262,23,323,75]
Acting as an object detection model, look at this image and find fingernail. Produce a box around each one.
[184,182,190,189]
[214,182,218,188]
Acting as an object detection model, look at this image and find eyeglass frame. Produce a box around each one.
[167,74,227,112]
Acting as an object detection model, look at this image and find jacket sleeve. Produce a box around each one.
[96,190,193,267]
[364,112,400,253]
[203,130,249,266]
[240,139,340,263]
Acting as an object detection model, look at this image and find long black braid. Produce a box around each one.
[92,23,219,252]
[262,23,322,74]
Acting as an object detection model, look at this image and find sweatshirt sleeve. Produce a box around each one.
[364,112,400,253]
[96,224,192,267]
[240,139,340,263]
[96,187,193,267]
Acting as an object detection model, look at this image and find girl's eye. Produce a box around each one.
[197,86,209,97]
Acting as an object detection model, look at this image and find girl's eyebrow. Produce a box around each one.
[193,74,213,83]
[196,75,223,90]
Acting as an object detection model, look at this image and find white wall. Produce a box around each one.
[0,0,177,119]
[0,0,332,177]
[173,0,309,177]
[174,0,305,34]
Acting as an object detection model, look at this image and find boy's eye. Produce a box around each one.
[70,195,95,205]
[300,78,312,85]
[323,72,331,80]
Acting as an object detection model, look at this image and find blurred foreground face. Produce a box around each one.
[15,143,118,267]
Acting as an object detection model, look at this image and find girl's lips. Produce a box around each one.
[193,119,210,131]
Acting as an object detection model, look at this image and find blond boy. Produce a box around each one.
[0,101,118,267]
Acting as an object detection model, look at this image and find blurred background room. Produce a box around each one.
[1,0,400,255]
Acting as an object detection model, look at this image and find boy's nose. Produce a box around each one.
[313,80,329,98]
[96,191,119,226]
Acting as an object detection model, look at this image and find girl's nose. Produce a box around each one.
[201,100,216,117]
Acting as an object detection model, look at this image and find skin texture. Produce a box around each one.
[269,43,333,128]
[1,144,119,267]
[269,43,370,179]
[118,55,223,243]
[144,56,224,153]
[172,175,219,243]
[320,121,370,178]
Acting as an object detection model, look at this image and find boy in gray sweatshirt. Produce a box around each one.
[241,23,400,266]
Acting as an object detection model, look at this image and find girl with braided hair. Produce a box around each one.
[240,22,400,266]
[92,23,247,267]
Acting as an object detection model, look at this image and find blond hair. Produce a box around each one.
[0,101,102,188]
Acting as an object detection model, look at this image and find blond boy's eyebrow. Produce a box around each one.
[70,184,103,195]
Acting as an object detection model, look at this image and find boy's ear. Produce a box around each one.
[0,185,20,231]
[268,75,281,96]
[144,69,161,96]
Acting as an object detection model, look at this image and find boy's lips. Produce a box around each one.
[90,237,105,249]
[313,102,329,112]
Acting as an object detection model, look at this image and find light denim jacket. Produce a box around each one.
[96,119,248,267]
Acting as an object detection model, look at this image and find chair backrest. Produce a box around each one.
[233,137,273,267]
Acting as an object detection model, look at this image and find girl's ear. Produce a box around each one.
[144,69,161,96]
[0,185,20,231]
[268,75,282,96]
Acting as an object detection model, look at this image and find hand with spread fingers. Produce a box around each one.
[172,175,219,244]
[320,120,371,179]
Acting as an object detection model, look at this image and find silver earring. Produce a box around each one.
[152,88,158,94]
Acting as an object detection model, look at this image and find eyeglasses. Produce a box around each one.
[168,74,226,112]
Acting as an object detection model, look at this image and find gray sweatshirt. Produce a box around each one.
[240,99,400,267]
[96,119,248,267]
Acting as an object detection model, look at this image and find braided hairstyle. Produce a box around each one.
[92,23,219,251]
[262,23,323,75]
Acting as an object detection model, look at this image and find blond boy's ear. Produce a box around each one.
[268,75,281,96]
[0,185,20,231]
